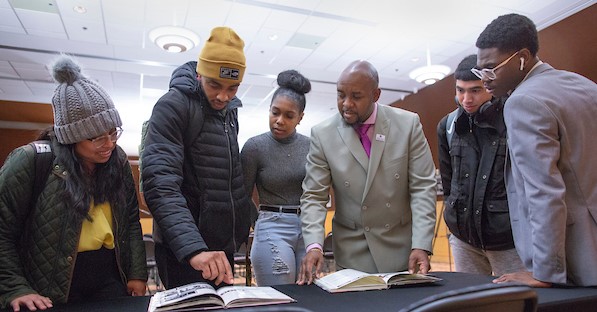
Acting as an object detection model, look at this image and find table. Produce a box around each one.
[10,272,597,311]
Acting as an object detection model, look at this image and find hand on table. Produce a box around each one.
[189,251,234,285]
[10,293,53,311]
[493,271,552,288]
[296,248,324,285]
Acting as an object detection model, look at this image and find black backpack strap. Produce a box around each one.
[445,108,459,149]
[29,140,54,208]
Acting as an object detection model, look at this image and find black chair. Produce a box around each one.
[143,234,163,294]
[234,231,254,286]
[398,282,537,312]
[323,232,334,259]
[322,232,335,273]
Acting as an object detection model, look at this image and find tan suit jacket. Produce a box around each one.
[301,105,437,273]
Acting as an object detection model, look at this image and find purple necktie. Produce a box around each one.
[356,124,372,157]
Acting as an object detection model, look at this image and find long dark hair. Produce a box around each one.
[38,127,127,220]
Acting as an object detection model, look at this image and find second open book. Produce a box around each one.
[314,268,442,293]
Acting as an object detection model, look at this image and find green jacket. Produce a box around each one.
[0,143,147,308]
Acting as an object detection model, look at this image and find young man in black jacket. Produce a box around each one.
[142,27,251,289]
[437,55,524,276]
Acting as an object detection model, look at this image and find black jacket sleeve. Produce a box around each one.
[141,90,208,262]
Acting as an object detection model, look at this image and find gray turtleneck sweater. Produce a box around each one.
[240,131,310,211]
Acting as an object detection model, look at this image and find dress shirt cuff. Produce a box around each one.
[306,243,323,253]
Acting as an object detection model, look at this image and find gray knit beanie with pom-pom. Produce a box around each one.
[50,55,122,144]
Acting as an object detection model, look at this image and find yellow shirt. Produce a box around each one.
[78,201,115,252]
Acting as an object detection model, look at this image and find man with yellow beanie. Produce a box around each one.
[142,26,251,289]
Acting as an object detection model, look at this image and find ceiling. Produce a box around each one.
[0,0,594,156]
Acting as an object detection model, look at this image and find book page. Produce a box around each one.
[376,272,442,286]
[217,286,296,308]
[314,269,387,292]
[149,282,223,311]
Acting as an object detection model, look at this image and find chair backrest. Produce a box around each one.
[323,232,333,258]
[398,283,537,312]
[143,234,156,263]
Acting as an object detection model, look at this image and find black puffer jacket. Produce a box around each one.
[437,98,514,250]
[142,61,250,262]
[0,142,146,308]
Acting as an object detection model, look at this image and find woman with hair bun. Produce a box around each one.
[241,70,311,286]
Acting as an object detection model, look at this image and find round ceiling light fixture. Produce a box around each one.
[149,26,200,53]
[408,48,450,85]
[409,64,451,85]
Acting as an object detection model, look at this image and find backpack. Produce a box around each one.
[29,140,54,208]
[445,108,459,149]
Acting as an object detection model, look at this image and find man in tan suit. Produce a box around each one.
[297,60,436,284]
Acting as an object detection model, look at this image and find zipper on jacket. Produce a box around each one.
[112,209,128,285]
[223,113,237,253]
[64,215,83,301]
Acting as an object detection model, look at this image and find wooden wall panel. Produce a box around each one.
[392,5,596,167]
[0,128,44,166]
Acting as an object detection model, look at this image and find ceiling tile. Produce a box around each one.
[102,0,145,26]
[0,60,18,78]
[14,8,64,33]
[55,0,103,21]
[9,0,58,13]
[62,19,106,43]
[0,7,22,28]
[106,23,145,47]
[263,10,307,32]
[144,0,192,28]
[25,80,55,96]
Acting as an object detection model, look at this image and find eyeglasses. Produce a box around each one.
[471,50,520,80]
[88,127,123,148]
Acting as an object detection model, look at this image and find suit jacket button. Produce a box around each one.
[386,203,391,207]
[344,181,350,187]
[394,173,400,179]
[384,224,390,228]
[362,206,368,211]
[364,226,370,232]
[66,256,73,262]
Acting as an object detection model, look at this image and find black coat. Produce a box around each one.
[142,61,251,262]
[437,98,514,250]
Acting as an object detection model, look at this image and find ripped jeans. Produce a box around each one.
[250,210,305,286]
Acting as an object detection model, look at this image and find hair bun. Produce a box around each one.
[277,69,311,94]
[51,56,83,85]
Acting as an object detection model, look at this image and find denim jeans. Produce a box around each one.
[250,211,305,286]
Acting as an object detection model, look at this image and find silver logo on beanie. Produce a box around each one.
[220,67,240,80]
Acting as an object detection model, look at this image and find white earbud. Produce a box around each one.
[519,57,525,70]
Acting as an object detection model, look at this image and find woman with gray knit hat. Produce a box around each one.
[0,55,147,311]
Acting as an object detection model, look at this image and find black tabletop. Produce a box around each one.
[6,272,597,311]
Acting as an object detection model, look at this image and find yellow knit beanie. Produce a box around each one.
[196,27,246,82]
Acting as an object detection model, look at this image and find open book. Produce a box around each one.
[315,268,442,293]
[147,282,296,311]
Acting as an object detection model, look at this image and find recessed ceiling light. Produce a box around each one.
[268,34,278,41]
[73,5,86,13]
[409,49,450,85]
[148,26,200,53]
